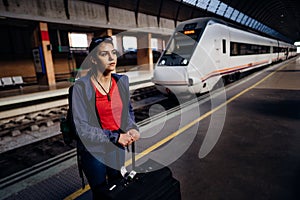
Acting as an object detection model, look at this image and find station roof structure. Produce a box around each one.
[88,0,300,43]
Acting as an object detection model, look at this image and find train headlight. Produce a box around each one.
[182,59,188,65]
[160,59,166,65]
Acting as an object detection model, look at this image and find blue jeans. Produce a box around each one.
[79,149,125,196]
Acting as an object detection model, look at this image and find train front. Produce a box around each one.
[152,20,204,95]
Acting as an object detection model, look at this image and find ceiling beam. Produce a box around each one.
[157,0,164,27]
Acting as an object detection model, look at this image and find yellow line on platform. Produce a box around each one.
[64,185,91,200]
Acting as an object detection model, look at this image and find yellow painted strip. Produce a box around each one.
[65,61,290,200]
[63,185,91,200]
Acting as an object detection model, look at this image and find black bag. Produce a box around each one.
[60,84,85,188]
[60,85,77,145]
[96,143,181,200]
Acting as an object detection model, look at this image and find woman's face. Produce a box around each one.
[94,42,117,73]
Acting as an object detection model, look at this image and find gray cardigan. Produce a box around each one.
[72,71,138,153]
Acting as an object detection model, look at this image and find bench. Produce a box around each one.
[0,76,25,90]
[1,77,14,86]
[12,76,24,85]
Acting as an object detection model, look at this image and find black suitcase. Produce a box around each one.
[96,143,181,200]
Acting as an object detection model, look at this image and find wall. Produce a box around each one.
[0,57,75,83]
[0,0,174,82]
[0,0,175,31]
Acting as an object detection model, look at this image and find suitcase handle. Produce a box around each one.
[131,142,136,170]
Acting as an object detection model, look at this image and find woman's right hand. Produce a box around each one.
[118,133,133,147]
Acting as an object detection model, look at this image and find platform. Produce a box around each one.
[1,56,300,200]
[0,69,154,153]
[0,70,154,107]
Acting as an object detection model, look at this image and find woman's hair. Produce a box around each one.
[89,36,114,53]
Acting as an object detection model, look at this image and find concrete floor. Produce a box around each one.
[172,57,300,200]
[2,56,300,200]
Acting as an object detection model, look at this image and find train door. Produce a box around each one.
[213,28,229,71]
[220,38,229,68]
[276,40,281,61]
[209,25,229,88]
[285,48,289,60]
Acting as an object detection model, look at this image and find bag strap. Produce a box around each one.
[72,82,87,189]
[77,153,85,189]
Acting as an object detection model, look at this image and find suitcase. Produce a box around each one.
[96,143,181,200]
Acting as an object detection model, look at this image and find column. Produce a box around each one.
[137,33,153,71]
[39,22,56,86]
[107,29,113,36]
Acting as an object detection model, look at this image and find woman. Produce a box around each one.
[72,36,140,199]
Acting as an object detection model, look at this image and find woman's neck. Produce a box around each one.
[92,70,112,96]
[95,70,111,83]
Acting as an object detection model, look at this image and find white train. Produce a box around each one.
[152,17,297,95]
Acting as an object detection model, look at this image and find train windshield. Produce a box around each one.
[158,29,201,66]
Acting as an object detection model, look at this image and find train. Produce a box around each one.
[152,17,297,95]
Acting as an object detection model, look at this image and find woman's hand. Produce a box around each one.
[118,133,133,147]
[127,129,140,142]
[118,129,140,147]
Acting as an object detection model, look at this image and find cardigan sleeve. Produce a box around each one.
[72,82,120,149]
[119,75,139,132]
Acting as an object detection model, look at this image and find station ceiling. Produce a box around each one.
[87,0,300,43]
[220,0,300,43]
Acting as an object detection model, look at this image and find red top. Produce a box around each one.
[94,78,123,131]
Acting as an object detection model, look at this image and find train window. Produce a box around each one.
[158,29,202,66]
[230,42,239,56]
[222,39,226,54]
[230,41,271,56]
[183,23,197,30]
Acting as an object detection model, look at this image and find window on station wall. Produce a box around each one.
[151,38,161,63]
[295,41,300,53]
[224,6,234,18]
[68,33,88,49]
[236,13,244,23]
[216,2,227,16]
[151,38,158,51]
[207,0,220,13]
[230,10,239,21]
[111,35,117,49]
[241,16,249,25]
[196,0,209,9]
[123,36,137,53]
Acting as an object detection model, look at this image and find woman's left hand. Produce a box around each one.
[127,129,140,142]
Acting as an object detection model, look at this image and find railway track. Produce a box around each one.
[0,107,68,137]
[0,78,233,189]
[0,76,237,187]
[0,58,292,193]
[0,86,163,138]
[0,85,176,181]
[0,134,75,189]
